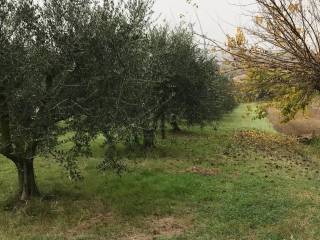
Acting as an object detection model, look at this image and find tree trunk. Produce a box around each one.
[160,115,166,139]
[0,92,39,200]
[143,129,155,148]
[16,159,40,201]
[170,114,181,132]
[15,162,24,196]
[171,122,181,132]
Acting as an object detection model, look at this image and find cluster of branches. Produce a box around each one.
[221,0,320,120]
[0,0,235,200]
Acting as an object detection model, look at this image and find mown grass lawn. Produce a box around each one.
[1,104,320,240]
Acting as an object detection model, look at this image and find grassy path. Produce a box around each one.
[220,103,276,133]
[0,104,320,239]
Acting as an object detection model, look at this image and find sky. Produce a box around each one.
[36,0,256,44]
[152,0,256,44]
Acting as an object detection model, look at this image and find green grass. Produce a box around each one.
[1,104,320,239]
[220,103,276,132]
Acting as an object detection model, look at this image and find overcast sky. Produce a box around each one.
[152,0,256,44]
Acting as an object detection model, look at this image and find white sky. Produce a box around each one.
[152,0,256,44]
[37,0,256,44]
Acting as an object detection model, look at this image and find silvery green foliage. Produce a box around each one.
[0,0,235,198]
[0,0,157,180]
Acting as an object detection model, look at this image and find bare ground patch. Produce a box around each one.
[121,233,151,240]
[186,166,220,176]
[150,216,193,238]
[267,107,320,137]
[120,216,193,240]
[66,213,113,238]
[293,190,320,204]
[65,213,193,240]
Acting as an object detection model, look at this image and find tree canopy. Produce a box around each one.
[0,0,235,200]
[149,25,236,135]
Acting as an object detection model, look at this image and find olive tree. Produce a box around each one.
[0,0,156,200]
[149,25,236,136]
[0,0,60,200]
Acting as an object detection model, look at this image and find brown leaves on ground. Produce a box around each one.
[227,130,320,179]
[186,166,220,176]
[234,130,299,154]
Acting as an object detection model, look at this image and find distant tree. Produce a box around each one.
[149,25,236,136]
[147,25,172,139]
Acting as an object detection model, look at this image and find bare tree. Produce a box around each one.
[215,0,320,119]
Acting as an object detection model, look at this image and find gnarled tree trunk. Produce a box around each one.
[15,159,40,201]
[0,88,40,201]
[170,114,181,132]
[143,129,155,148]
[160,115,166,139]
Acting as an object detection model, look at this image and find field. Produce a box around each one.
[1,104,320,240]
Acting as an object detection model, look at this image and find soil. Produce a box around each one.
[186,166,220,176]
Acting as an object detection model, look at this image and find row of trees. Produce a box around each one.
[0,0,235,200]
[148,25,235,140]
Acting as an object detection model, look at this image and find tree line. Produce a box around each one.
[0,0,235,200]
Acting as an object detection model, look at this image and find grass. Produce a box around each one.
[219,103,276,133]
[0,104,320,239]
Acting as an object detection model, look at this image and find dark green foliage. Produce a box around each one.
[148,25,236,131]
[0,0,157,199]
[0,0,236,199]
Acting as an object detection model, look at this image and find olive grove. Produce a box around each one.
[0,0,235,200]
